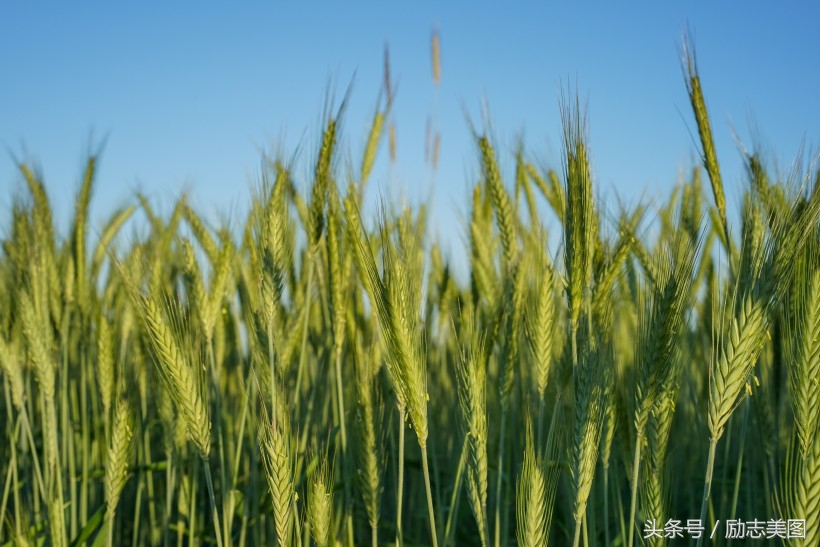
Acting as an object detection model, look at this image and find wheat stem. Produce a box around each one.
[627,427,643,547]
[603,464,611,547]
[444,435,469,546]
[421,446,440,547]
[696,438,717,547]
[726,404,749,547]
[572,517,583,547]
[333,345,353,547]
[494,409,507,547]
[396,402,405,547]
[203,459,224,547]
[294,256,315,414]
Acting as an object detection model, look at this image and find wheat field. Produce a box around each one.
[1,41,819,547]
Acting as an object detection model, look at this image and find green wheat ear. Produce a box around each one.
[96,314,115,417]
[0,336,25,412]
[517,419,547,547]
[517,404,562,547]
[682,35,729,250]
[478,134,517,269]
[526,240,556,402]
[260,408,296,547]
[561,93,596,336]
[361,108,386,189]
[308,455,335,547]
[571,328,609,545]
[455,307,489,546]
[105,397,134,520]
[116,260,211,458]
[344,196,428,445]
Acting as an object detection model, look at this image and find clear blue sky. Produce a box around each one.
[1,3,818,274]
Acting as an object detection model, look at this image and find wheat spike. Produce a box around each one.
[345,197,428,445]
[309,116,337,251]
[118,262,211,457]
[308,457,334,547]
[785,237,820,459]
[479,135,517,269]
[97,314,115,416]
[682,36,729,248]
[517,421,548,547]
[455,310,489,546]
[260,410,295,547]
[561,95,595,334]
[527,249,556,400]
[0,335,25,411]
[572,338,608,530]
[361,110,385,188]
[431,29,441,86]
[105,398,134,520]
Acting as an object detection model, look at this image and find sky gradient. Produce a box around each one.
[2,3,818,273]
